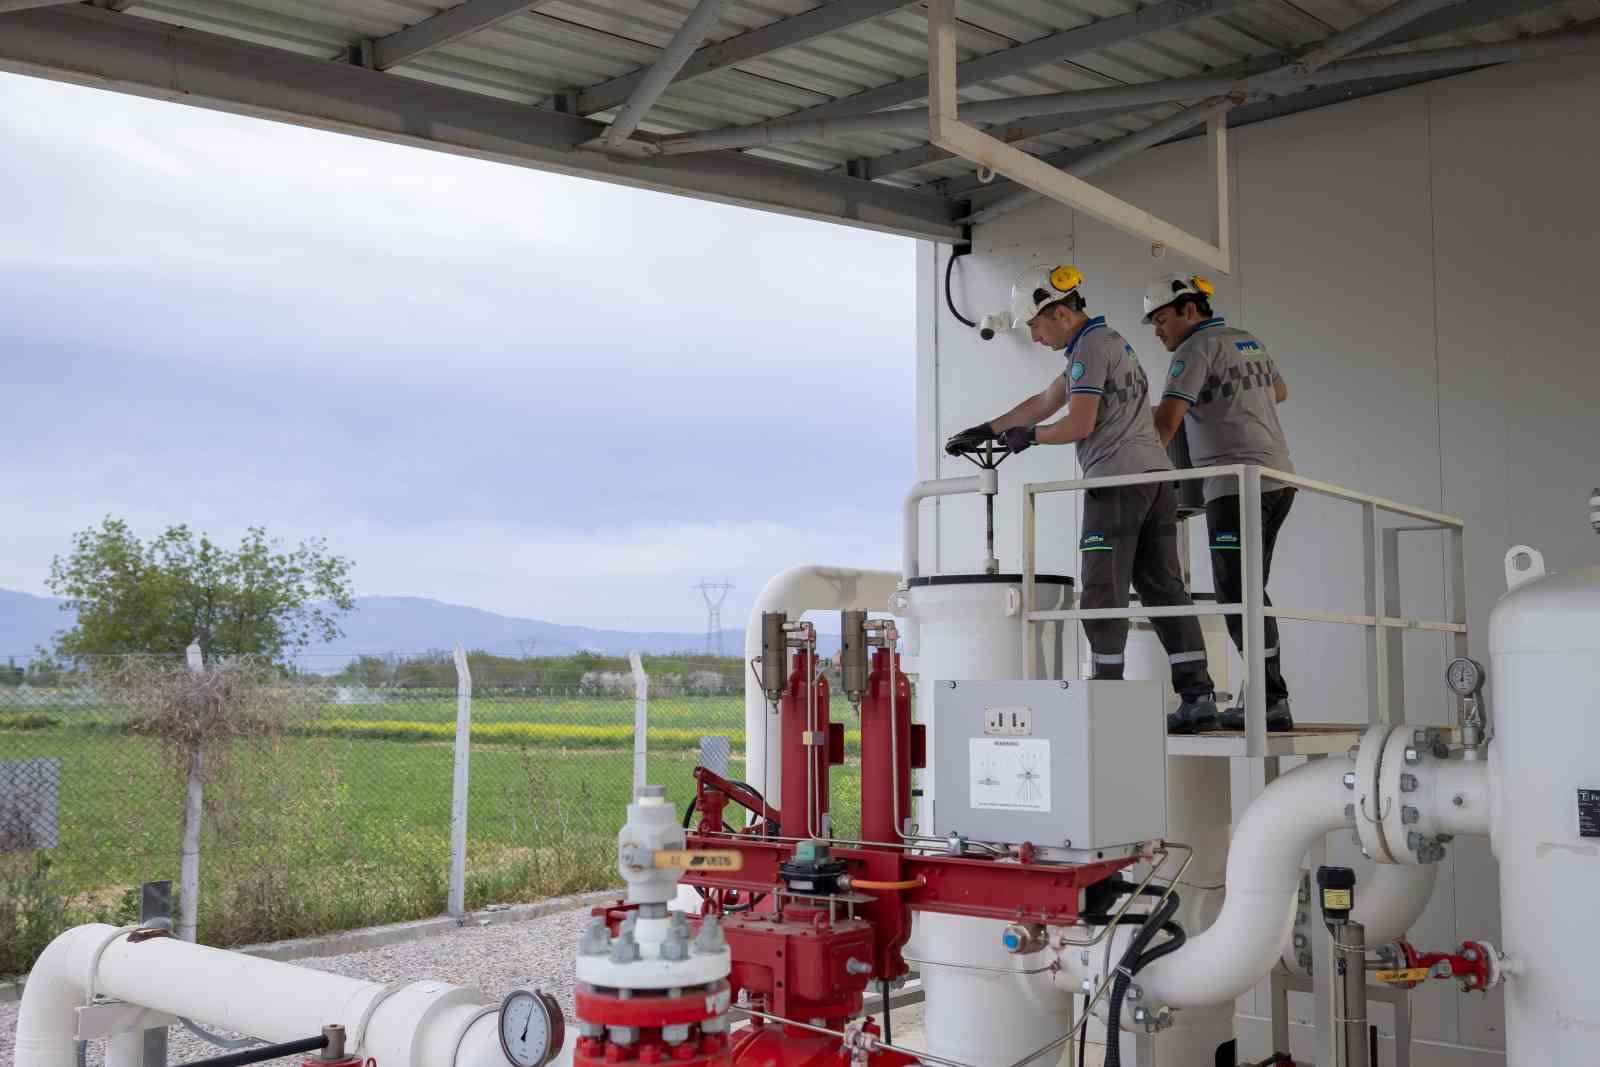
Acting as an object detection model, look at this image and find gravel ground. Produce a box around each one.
[2,905,596,1067]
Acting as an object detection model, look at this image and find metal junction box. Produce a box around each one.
[930,680,1167,850]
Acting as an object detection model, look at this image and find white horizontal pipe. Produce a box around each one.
[16,925,508,1067]
[902,470,997,582]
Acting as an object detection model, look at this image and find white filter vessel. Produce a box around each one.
[1488,547,1600,1063]
[892,574,1075,1067]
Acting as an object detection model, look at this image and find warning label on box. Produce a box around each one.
[1579,788,1600,838]
[970,738,1051,812]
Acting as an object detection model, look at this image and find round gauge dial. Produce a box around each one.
[1445,657,1486,698]
[499,989,564,1067]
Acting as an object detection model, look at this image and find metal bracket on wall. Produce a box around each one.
[925,0,1233,272]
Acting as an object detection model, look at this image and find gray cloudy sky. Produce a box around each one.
[0,72,917,634]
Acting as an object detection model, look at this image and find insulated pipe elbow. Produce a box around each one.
[1351,862,1438,945]
[1134,758,1352,1009]
[740,566,901,796]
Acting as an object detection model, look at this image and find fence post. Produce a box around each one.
[448,643,472,918]
[179,643,204,943]
[629,651,648,796]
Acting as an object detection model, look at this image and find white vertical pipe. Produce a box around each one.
[630,650,649,796]
[179,643,204,943]
[902,471,996,581]
[447,643,472,918]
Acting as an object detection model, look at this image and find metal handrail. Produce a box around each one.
[1019,463,1470,753]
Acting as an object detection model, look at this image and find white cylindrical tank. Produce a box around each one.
[1488,545,1600,1064]
[892,574,1075,1067]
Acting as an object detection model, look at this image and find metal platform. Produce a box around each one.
[1165,723,1364,758]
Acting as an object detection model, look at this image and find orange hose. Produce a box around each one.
[850,876,926,891]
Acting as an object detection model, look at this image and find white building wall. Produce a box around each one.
[916,52,1600,1063]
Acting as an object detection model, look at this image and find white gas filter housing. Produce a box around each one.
[892,574,1077,1067]
[1488,545,1600,1063]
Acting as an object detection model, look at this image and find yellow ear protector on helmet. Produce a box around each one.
[1190,275,1215,298]
[1050,265,1085,293]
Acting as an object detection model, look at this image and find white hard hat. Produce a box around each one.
[1141,273,1217,323]
[1008,263,1086,330]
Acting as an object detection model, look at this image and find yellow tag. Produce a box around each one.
[654,851,744,871]
[1375,967,1430,984]
[1322,889,1352,910]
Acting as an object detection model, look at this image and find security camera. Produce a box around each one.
[979,312,1011,341]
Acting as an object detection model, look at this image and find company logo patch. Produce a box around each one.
[1170,360,1186,378]
[1235,341,1262,354]
[1069,360,1085,381]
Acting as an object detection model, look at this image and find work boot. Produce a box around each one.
[1167,694,1218,735]
[1217,699,1294,732]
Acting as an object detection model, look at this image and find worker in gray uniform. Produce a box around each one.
[1145,274,1296,731]
[945,264,1218,733]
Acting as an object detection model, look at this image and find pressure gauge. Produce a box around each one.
[1445,657,1486,698]
[498,989,564,1067]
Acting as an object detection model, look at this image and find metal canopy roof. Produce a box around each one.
[2,0,1596,241]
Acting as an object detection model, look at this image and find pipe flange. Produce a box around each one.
[1379,727,1433,866]
[1353,725,1396,862]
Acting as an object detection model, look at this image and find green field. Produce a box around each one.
[0,689,864,974]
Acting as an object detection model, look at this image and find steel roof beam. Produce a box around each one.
[0,5,962,241]
[867,0,1562,182]
[719,0,1259,131]
[602,0,737,147]
[370,0,556,71]
[1293,0,1468,73]
[577,0,920,117]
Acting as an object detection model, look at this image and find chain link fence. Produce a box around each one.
[0,652,872,977]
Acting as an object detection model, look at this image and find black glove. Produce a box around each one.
[999,425,1036,454]
[944,422,995,456]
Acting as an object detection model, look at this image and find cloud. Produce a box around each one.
[0,71,918,633]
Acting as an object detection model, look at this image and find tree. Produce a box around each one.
[46,517,354,666]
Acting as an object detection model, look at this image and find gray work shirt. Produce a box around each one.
[1064,317,1173,478]
[1161,317,1294,500]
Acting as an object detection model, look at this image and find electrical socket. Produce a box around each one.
[983,704,1032,736]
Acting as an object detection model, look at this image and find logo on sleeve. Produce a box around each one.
[1170,359,1186,378]
[1069,360,1085,381]
[1235,341,1262,355]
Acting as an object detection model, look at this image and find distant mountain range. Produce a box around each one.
[0,588,839,668]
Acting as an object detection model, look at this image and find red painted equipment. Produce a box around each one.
[572,982,733,1067]
[1381,939,1501,992]
[664,620,1142,1067]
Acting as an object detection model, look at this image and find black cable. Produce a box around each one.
[173,1035,326,1067]
[1104,892,1182,1067]
[944,244,977,328]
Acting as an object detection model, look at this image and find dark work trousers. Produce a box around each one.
[1079,480,1214,701]
[1205,488,1296,703]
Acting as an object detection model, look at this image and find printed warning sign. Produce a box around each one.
[1579,788,1600,838]
[970,738,1051,812]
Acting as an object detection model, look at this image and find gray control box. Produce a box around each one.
[930,680,1167,850]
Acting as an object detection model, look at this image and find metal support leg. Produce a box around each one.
[1240,466,1268,755]
[1330,922,1370,1067]
[140,880,173,1067]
